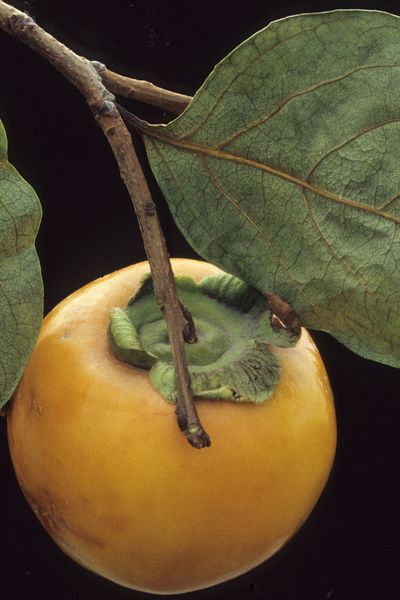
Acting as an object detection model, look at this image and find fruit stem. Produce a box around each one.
[0,0,209,449]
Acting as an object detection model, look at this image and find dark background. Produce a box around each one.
[0,1,399,599]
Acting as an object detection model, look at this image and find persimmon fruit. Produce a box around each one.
[7,258,336,594]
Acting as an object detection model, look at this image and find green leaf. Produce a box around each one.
[142,9,400,368]
[0,119,43,407]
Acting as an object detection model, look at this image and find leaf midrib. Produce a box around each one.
[149,135,400,326]
[203,150,399,317]
[145,129,400,225]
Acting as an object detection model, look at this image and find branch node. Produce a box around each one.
[9,12,35,36]
[107,125,117,136]
[100,99,115,115]
[91,60,107,73]
[145,200,156,216]
[155,292,166,307]
[91,92,116,117]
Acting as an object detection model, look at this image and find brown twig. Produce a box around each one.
[98,65,192,115]
[0,1,210,448]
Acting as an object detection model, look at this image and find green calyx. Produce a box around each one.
[108,272,300,404]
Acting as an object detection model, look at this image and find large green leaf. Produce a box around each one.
[142,9,400,368]
[0,120,43,407]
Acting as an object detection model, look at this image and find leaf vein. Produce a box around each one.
[145,130,400,225]
[217,63,400,150]
[307,117,400,181]
[181,24,319,142]
[199,156,309,300]
[147,138,235,258]
[301,190,398,314]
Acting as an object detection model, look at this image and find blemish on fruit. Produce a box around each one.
[29,391,43,416]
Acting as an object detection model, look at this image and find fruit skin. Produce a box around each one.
[7,258,336,595]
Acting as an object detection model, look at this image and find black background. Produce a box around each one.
[0,1,399,599]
